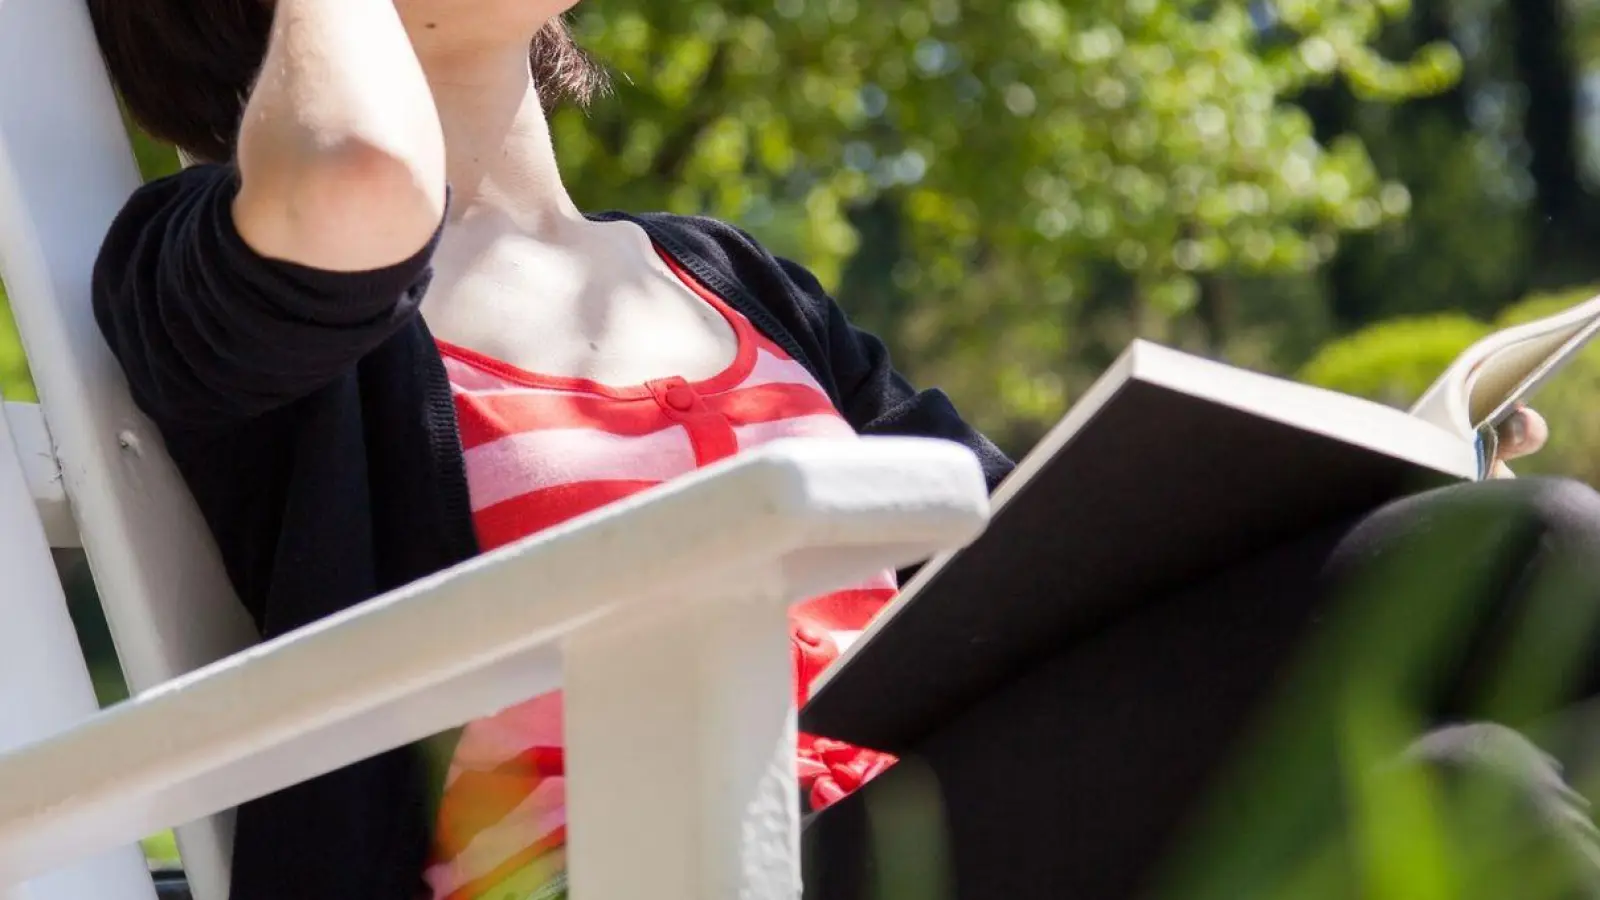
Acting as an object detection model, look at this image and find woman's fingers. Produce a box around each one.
[1496,406,1550,462]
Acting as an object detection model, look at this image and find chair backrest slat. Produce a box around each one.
[6,400,81,548]
[0,364,156,900]
[0,0,259,896]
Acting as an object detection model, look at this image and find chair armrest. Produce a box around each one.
[0,436,988,884]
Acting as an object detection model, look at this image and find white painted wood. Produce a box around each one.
[0,438,989,895]
[0,0,256,687]
[0,0,256,894]
[0,388,155,900]
[565,579,799,900]
[3,402,77,549]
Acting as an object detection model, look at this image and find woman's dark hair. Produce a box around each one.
[84,2,606,164]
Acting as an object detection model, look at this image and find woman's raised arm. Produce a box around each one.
[89,0,449,428]
[233,0,446,272]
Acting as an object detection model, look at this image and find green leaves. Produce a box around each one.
[0,281,34,403]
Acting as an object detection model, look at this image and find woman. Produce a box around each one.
[82,1,1594,899]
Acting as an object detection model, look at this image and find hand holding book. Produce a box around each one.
[1409,290,1600,480]
[1488,405,1550,479]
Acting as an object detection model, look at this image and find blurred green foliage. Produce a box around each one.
[567,0,1456,285]
[1146,501,1600,900]
[0,287,28,402]
[1299,313,1491,406]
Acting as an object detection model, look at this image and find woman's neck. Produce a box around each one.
[423,47,584,236]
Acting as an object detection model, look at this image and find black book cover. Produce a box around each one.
[802,342,1475,752]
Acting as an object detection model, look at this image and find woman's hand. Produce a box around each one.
[1489,406,1550,479]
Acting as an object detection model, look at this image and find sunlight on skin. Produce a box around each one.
[1490,406,1551,479]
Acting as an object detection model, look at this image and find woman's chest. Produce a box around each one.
[419,224,740,387]
[440,314,855,551]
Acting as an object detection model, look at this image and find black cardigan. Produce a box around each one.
[92,163,1013,900]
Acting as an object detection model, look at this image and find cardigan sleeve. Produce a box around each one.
[774,257,1015,493]
[92,163,441,428]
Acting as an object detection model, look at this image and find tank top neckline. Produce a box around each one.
[433,244,758,401]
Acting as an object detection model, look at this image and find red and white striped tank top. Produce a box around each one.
[425,249,898,900]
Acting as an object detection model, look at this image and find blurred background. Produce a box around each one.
[11,0,1600,891]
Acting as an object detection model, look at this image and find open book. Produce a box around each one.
[1410,290,1600,474]
[801,293,1600,752]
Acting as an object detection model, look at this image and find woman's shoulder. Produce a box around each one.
[117,161,235,215]
[100,162,239,263]
[596,210,769,264]
[593,210,833,322]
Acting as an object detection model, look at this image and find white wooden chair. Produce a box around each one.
[0,1,992,898]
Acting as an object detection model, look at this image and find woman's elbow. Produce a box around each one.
[234,135,445,273]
